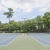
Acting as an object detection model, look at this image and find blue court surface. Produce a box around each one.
[0,33,19,46]
[30,33,50,46]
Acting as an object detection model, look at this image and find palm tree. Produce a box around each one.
[4,8,14,32]
[4,8,14,23]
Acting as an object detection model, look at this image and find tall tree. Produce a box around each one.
[36,15,43,30]
[4,8,14,23]
[4,8,14,32]
[0,21,1,24]
[43,12,50,29]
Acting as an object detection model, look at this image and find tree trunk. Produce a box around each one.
[9,17,10,32]
[9,17,10,24]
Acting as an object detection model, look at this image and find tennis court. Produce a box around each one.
[29,33,50,46]
[0,33,20,46]
[0,33,50,50]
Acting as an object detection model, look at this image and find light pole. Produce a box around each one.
[22,18,27,35]
[22,18,27,22]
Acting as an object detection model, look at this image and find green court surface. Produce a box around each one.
[0,34,50,50]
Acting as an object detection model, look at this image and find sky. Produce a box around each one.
[0,0,50,23]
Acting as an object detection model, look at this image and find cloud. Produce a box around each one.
[0,0,50,12]
[0,5,3,11]
[39,8,48,12]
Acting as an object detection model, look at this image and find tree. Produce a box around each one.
[43,12,50,29]
[4,8,14,23]
[0,21,1,24]
[9,20,20,32]
[36,15,43,31]
[4,8,14,32]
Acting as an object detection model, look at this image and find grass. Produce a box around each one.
[0,33,50,50]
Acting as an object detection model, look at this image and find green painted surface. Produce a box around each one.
[0,34,50,50]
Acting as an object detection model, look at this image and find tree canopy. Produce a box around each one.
[0,10,50,33]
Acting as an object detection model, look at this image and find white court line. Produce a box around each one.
[0,34,20,46]
[6,34,20,46]
[0,36,15,46]
[0,36,14,43]
[34,35,50,43]
[30,34,50,46]
[0,33,20,43]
